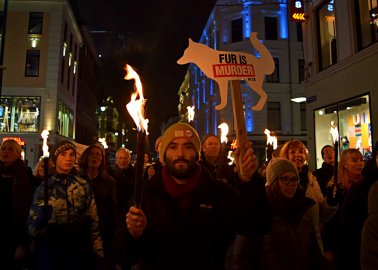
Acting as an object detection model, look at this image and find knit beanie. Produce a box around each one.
[266,157,298,187]
[52,140,76,164]
[159,123,201,164]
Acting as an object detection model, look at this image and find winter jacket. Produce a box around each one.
[0,159,35,268]
[337,159,378,270]
[80,172,118,257]
[27,173,103,270]
[313,162,334,196]
[199,153,238,190]
[361,181,378,270]
[109,165,135,213]
[113,167,257,270]
[233,184,326,270]
[299,167,337,253]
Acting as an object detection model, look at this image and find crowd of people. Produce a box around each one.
[1,122,377,270]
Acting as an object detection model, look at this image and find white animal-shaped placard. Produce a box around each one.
[177,32,274,111]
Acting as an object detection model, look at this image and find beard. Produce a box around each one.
[166,156,197,179]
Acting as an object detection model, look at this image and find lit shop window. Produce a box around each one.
[0,96,41,133]
[356,0,378,49]
[314,94,372,168]
[57,101,74,138]
[317,0,337,70]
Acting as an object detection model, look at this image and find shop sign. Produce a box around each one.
[306,95,317,104]
[2,137,26,146]
[290,0,306,22]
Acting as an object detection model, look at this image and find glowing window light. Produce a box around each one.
[73,61,77,74]
[30,37,39,48]
[63,42,67,56]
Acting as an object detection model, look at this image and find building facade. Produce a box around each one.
[0,0,96,166]
[302,0,377,169]
[178,0,307,164]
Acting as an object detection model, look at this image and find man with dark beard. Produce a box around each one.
[113,123,259,270]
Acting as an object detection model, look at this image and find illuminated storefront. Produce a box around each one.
[57,100,74,138]
[302,0,378,170]
[314,94,372,168]
[0,96,41,133]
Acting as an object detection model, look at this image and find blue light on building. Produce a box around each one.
[246,110,254,132]
[243,3,250,38]
[280,3,288,39]
[197,87,200,109]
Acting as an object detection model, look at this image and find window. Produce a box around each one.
[60,58,65,83]
[72,76,76,97]
[0,12,3,35]
[265,17,278,40]
[0,96,41,132]
[25,50,40,77]
[231,18,243,42]
[298,59,305,83]
[63,22,67,42]
[297,23,303,41]
[266,58,280,83]
[267,102,281,130]
[356,0,378,49]
[314,94,371,168]
[57,101,74,138]
[317,0,337,70]
[28,12,43,34]
[67,66,71,90]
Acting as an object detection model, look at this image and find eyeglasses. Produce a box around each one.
[277,176,300,185]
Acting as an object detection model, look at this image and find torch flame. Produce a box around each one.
[41,129,49,157]
[125,64,149,133]
[230,139,238,150]
[98,138,108,149]
[218,123,229,144]
[264,129,277,149]
[187,106,195,122]
[330,121,339,143]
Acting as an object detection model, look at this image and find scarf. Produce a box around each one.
[162,164,202,209]
[266,184,310,224]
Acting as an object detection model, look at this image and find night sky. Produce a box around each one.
[70,0,217,151]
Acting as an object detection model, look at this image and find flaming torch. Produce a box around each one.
[218,123,229,145]
[125,64,149,208]
[217,123,229,179]
[98,138,108,149]
[264,129,277,163]
[187,105,195,124]
[41,129,50,205]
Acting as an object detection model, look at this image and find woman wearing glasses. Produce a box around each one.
[279,140,336,256]
[233,158,325,269]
